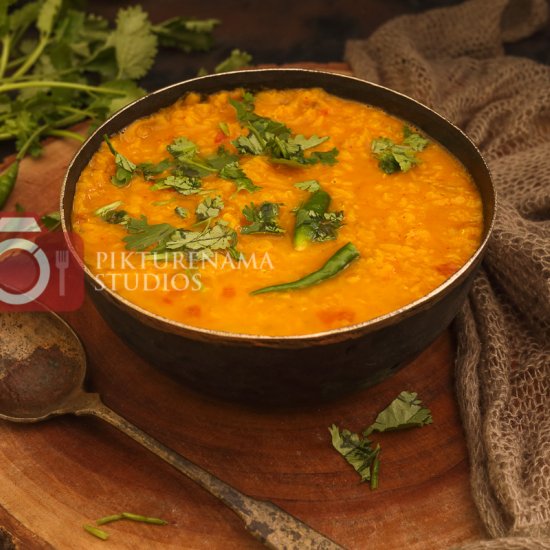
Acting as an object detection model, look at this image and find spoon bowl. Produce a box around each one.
[0,311,86,421]
[0,310,341,549]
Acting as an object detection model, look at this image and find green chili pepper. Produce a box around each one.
[293,188,331,250]
[0,160,19,209]
[251,242,360,295]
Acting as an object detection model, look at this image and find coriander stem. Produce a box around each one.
[6,54,25,71]
[83,525,109,541]
[46,129,85,142]
[0,35,12,80]
[0,80,128,96]
[11,35,49,80]
[121,512,168,525]
[96,514,124,526]
[59,105,97,119]
[16,124,50,160]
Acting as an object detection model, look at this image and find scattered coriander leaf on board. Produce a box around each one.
[363,391,433,436]
[371,126,430,174]
[330,391,432,488]
[40,210,61,230]
[329,425,380,485]
[241,202,284,235]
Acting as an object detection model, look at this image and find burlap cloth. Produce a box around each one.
[346,0,550,548]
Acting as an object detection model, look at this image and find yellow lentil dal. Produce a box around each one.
[72,88,483,336]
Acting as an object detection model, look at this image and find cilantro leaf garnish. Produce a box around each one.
[195,195,224,221]
[137,158,173,180]
[329,425,380,486]
[229,92,338,167]
[174,206,188,219]
[94,200,129,225]
[151,174,202,195]
[294,180,321,192]
[165,220,237,260]
[295,208,344,243]
[241,202,284,235]
[218,161,260,193]
[167,136,216,177]
[363,391,433,435]
[104,135,136,187]
[371,126,430,174]
[329,391,432,489]
[123,215,176,251]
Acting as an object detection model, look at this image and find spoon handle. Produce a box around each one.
[76,393,342,550]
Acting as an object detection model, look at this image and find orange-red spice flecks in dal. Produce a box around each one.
[72,88,483,336]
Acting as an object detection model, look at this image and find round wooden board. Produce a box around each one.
[0,63,486,550]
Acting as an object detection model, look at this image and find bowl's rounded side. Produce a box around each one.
[61,69,495,404]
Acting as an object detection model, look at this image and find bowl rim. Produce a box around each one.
[60,67,496,343]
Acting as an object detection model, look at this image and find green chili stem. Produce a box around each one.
[83,524,109,541]
[251,242,360,295]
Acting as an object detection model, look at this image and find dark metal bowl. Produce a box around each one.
[60,69,495,406]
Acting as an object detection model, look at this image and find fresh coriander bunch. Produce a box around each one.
[0,0,251,208]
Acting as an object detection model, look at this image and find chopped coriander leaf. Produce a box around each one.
[104,134,136,186]
[123,215,176,251]
[94,201,129,224]
[218,121,230,136]
[218,161,260,193]
[371,126,429,174]
[152,17,219,53]
[167,136,216,177]
[137,158,173,180]
[165,220,237,260]
[195,195,224,221]
[214,49,252,73]
[205,146,238,170]
[174,206,188,219]
[41,211,61,231]
[294,180,321,193]
[295,208,344,244]
[363,391,433,436]
[151,174,202,195]
[229,93,338,167]
[329,425,380,483]
[241,202,284,235]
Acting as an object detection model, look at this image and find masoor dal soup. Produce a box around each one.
[72,88,483,336]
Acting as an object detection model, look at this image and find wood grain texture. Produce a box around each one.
[0,64,486,550]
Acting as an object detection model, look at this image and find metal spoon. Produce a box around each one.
[0,310,342,549]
